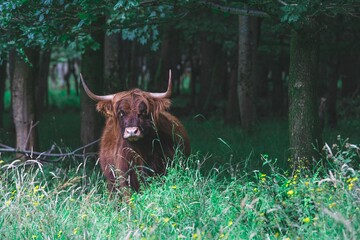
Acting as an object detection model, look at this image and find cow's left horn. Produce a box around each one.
[148,69,172,99]
[80,74,114,102]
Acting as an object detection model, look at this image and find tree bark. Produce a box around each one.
[36,50,51,112]
[80,21,104,151]
[12,49,39,151]
[104,33,121,93]
[327,55,339,128]
[288,29,320,167]
[271,39,288,117]
[0,58,7,128]
[198,38,218,113]
[237,15,259,130]
[225,66,240,124]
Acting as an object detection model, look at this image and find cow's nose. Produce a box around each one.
[124,127,142,141]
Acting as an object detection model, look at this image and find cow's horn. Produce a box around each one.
[148,69,172,99]
[80,74,114,102]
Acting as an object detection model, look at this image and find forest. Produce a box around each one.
[0,1,360,239]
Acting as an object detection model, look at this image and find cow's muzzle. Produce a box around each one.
[124,127,142,141]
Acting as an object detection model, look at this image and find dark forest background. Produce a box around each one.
[0,1,360,170]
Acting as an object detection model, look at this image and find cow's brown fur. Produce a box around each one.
[95,88,190,194]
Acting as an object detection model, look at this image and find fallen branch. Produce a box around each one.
[0,139,100,163]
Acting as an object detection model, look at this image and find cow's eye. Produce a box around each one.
[138,111,147,118]
[119,110,125,117]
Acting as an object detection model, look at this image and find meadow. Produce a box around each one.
[0,88,359,239]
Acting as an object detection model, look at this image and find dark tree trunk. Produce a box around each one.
[128,41,138,88]
[155,29,181,91]
[190,53,200,110]
[271,39,288,117]
[80,20,104,151]
[12,49,39,151]
[104,33,121,93]
[198,38,218,113]
[327,55,339,128]
[288,29,320,168]
[36,50,51,112]
[0,57,7,128]
[155,35,169,89]
[237,16,260,130]
[225,66,240,124]
[340,54,359,99]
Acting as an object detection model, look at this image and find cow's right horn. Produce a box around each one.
[148,69,172,99]
[80,74,114,101]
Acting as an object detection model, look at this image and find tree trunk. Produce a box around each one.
[128,41,138,88]
[0,57,7,128]
[327,55,339,128]
[36,50,51,112]
[288,29,320,168]
[104,33,121,93]
[80,21,104,151]
[340,53,359,99]
[154,27,181,91]
[225,66,240,124]
[12,49,39,152]
[237,16,259,130]
[271,38,288,117]
[198,38,217,113]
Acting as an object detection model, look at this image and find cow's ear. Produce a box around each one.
[96,101,114,117]
[153,98,171,113]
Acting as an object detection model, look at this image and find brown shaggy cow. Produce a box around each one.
[80,71,190,194]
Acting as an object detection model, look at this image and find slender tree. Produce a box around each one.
[80,20,105,151]
[36,50,51,112]
[288,27,320,167]
[104,33,121,93]
[12,50,39,151]
[0,57,6,128]
[237,15,260,130]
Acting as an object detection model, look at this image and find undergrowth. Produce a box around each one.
[0,138,359,239]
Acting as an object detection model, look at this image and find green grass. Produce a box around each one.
[1,86,360,238]
[0,139,359,239]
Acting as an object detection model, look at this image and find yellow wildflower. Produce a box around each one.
[287,190,294,196]
[170,185,177,189]
[329,203,336,209]
[228,220,233,226]
[303,217,311,223]
[57,230,63,238]
[260,173,267,182]
[275,232,280,238]
[163,217,170,223]
[192,233,198,239]
[0,160,4,164]
[73,227,79,235]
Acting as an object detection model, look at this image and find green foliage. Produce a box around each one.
[0,137,359,239]
[0,0,168,53]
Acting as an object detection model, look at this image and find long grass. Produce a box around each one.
[1,86,360,239]
[0,138,359,239]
